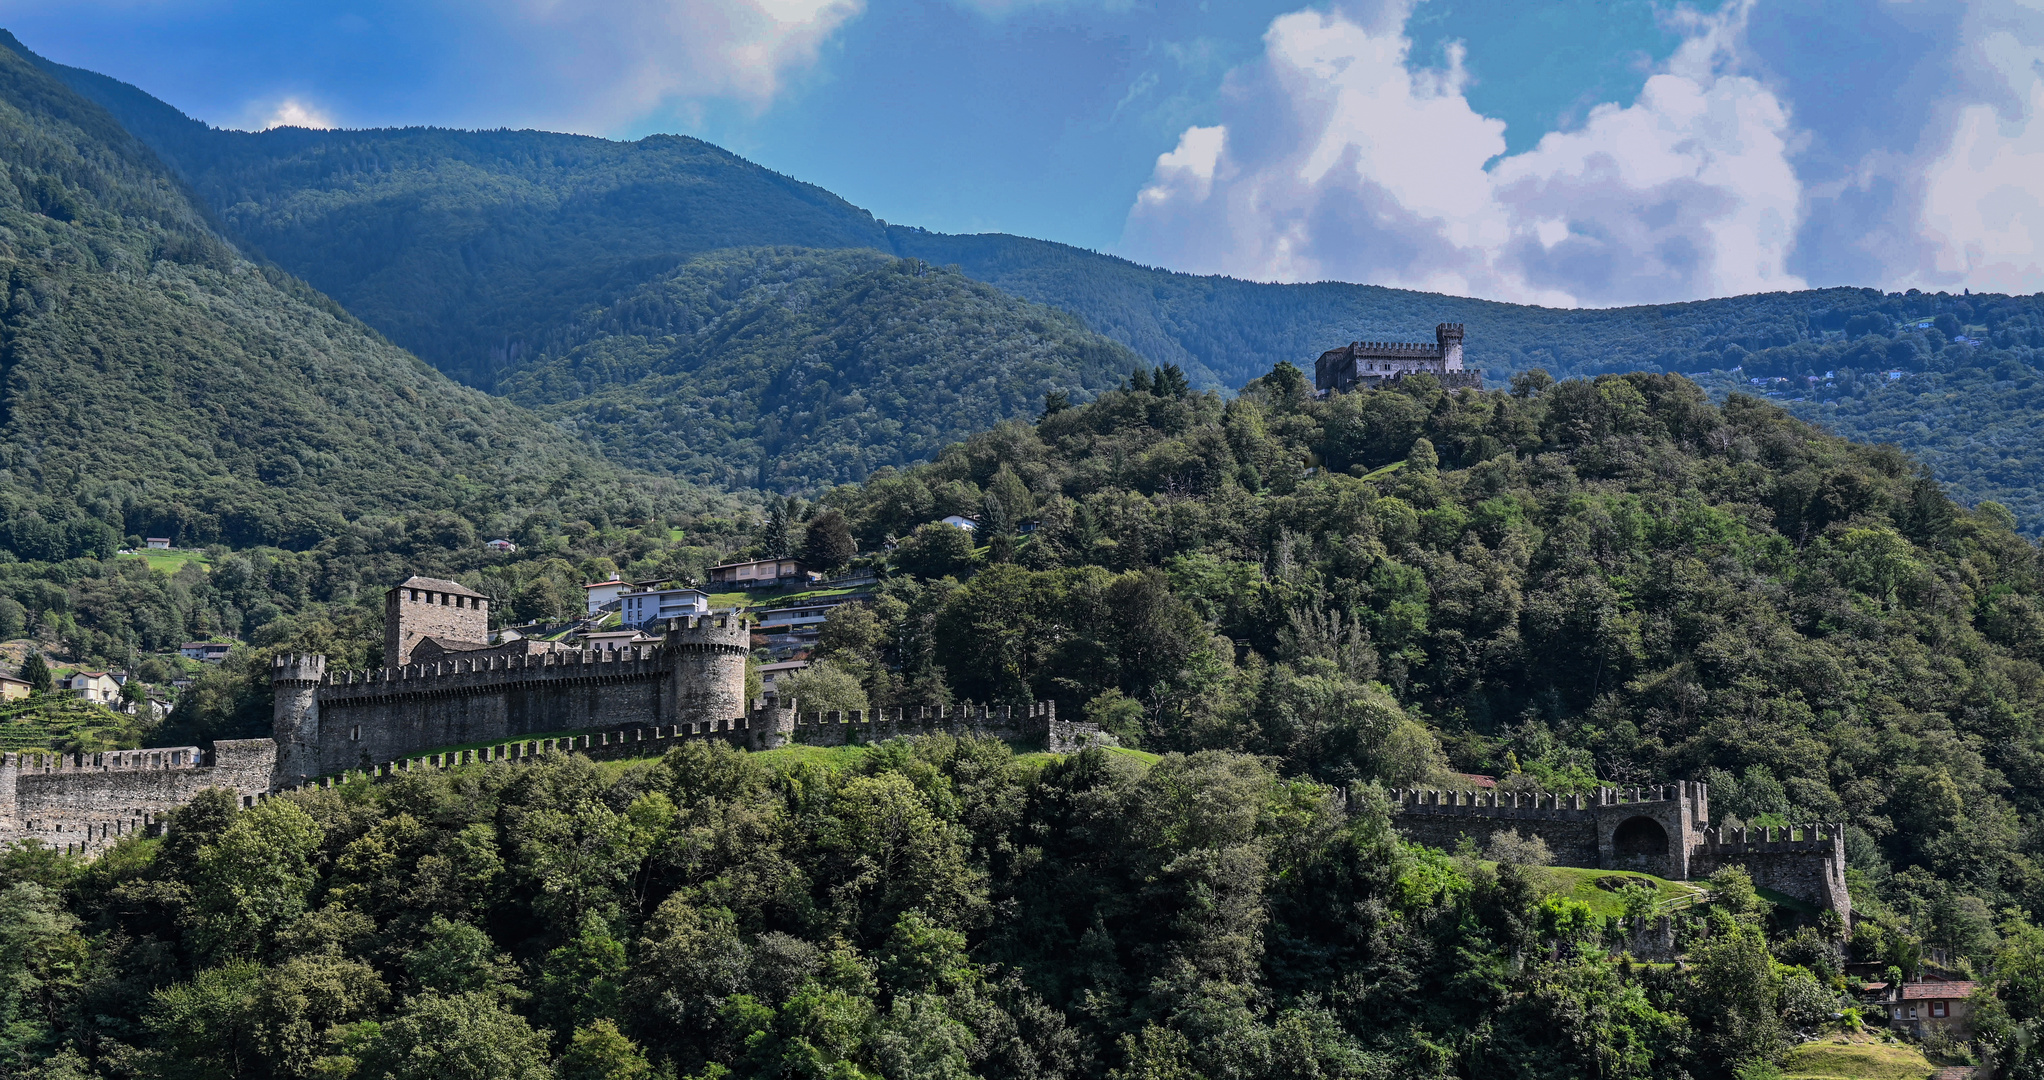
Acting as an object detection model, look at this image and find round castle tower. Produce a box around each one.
[271,653,327,788]
[663,614,751,730]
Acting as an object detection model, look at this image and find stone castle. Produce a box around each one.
[0,580,1852,921]
[1315,323,1482,393]
[1393,781,1850,920]
[0,576,1107,856]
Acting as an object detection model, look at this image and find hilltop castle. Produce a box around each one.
[0,576,1106,856]
[1315,323,1481,393]
[1393,781,1849,921]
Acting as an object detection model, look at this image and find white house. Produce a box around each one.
[940,515,978,531]
[756,596,865,639]
[619,587,709,629]
[583,580,631,616]
[179,642,233,663]
[63,671,121,703]
[581,629,655,652]
[145,538,171,550]
[485,539,518,554]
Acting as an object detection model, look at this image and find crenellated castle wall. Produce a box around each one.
[0,739,276,856]
[1388,781,1849,919]
[300,646,671,780]
[272,613,753,787]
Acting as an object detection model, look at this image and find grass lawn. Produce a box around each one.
[755,743,873,770]
[119,550,208,574]
[1781,1032,1937,1079]
[1355,460,1409,481]
[1758,884,1825,917]
[1543,866,1703,917]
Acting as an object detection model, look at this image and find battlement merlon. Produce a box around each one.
[1436,322,1465,370]
[1393,781,1707,816]
[663,613,752,651]
[272,653,327,684]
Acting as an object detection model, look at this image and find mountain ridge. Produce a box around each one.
[22,29,2044,533]
[0,32,689,557]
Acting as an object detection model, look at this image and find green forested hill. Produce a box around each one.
[22,366,2026,1080]
[499,248,1137,489]
[0,34,681,558]
[794,367,2044,976]
[16,34,890,389]
[38,36,2044,527]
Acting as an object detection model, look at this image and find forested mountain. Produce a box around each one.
[499,248,1138,489]
[18,366,2044,1080]
[0,34,701,562]
[32,33,2044,529]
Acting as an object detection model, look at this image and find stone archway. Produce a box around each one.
[1612,815,1669,869]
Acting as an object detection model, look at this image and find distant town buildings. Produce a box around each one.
[706,558,818,590]
[179,642,233,663]
[583,579,631,616]
[619,587,709,629]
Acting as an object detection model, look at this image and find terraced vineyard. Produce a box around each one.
[0,695,147,751]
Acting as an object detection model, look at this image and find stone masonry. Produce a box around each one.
[1391,781,1850,919]
[0,572,1104,859]
[1315,323,1482,394]
[0,739,277,856]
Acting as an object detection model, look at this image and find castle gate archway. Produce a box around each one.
[1612,815,1669,871]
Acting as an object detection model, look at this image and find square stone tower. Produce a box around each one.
[384,576,490,667]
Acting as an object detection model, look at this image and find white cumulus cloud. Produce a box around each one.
[1120,0,1806,307]
[487,0,865,129]
[1902,0,2044,293]
[257,98,336,130]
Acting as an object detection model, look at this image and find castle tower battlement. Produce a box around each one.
[273,586,757,783]
[1314,323,1481,395]
[384,576,490,668]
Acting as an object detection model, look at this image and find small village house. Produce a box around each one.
[706,558,818,590]
[63,670,121,704]
[180,638,233,662]
[145,538,171,550]
[759,659,809,700]
[1870,980,1975,1038]
[579,628,654,652]
[485,538,517,554]
[583,579,630,616]
[618,586,709,629]
[0,674,29,701]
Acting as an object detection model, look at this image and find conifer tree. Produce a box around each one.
[19,651,51,694]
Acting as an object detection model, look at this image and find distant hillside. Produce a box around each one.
[0,34,676,558]
[31,33,2044,528]
[500,247,1137,490]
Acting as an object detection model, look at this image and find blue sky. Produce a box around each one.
[5,0,2042,305]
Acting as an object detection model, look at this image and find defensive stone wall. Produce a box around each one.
[789,702,1104,751]
[1389,780,1849,917]
[274,613,752,787]
[0,739,277,856]
[1689,824,1851,924]
[270,700,1108,796]
[294,646,669,782]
